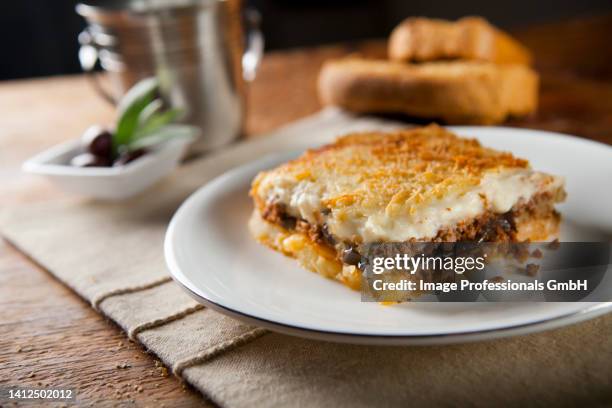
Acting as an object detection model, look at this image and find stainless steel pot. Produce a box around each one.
[76,0,263,152]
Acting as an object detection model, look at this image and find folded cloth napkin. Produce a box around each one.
[2,110,611,407]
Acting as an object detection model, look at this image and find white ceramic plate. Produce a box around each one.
[165,125,612,345]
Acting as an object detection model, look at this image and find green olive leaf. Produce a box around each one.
[113,77,190,153]
[128,124,199,150]
[134,108,183,140]
[137,99,164,126]
[114,77,159,149]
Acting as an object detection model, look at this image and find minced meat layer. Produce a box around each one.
[260,191,559,267]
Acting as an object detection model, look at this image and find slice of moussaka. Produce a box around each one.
[249,124,566,290]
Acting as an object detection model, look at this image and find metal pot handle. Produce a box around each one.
[242,8,264,82]
[78,28,117,105]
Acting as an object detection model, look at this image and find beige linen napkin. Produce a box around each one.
[2,110,611,407]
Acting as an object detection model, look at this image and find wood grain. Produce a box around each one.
[0,240,212,407]
[1,14,611,406]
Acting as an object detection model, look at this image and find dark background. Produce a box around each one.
[1,0,610,80]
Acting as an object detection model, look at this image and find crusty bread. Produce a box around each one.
[389,17,532,65]
[317,58,538,124]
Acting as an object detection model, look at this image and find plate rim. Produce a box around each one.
[165,124,612,345]
[166,264,612,345]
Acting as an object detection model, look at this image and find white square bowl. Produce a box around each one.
[22,135,194,200]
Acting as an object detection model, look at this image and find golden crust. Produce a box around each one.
[252,124,528,218]
[388,16,532,65]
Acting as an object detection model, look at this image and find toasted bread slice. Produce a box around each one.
[318,58,538,124]
[389,17,532,65]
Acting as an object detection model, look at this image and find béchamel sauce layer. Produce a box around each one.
[251,125,564,243]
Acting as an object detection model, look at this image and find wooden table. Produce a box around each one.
[1,15,611,407]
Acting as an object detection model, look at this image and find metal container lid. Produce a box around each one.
[76,0,224,58]
[77,0,217,15]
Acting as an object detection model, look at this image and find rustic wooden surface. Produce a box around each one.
[1,14,611,407]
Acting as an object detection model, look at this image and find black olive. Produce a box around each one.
[342,246,361,266]
[81,125,114,159]
[113,148,148,166]
[70,153,111,167]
